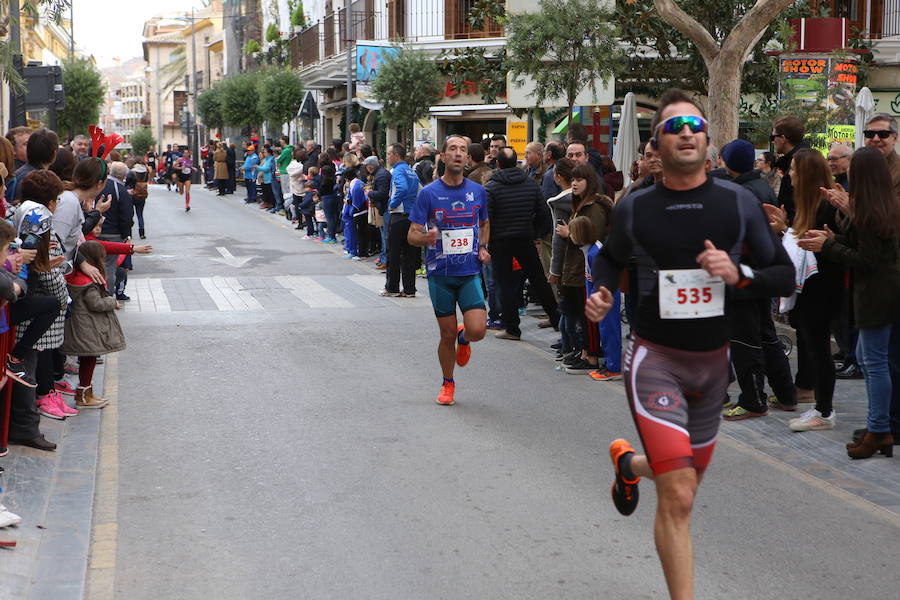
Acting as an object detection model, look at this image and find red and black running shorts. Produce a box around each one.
[623,336,729,476]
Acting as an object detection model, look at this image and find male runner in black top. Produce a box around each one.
[585,89,794,600]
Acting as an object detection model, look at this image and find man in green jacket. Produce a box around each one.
[275,135,293,214]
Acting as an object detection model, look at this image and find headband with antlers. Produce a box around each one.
[89,125,124,160]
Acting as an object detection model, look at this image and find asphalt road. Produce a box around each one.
[103,183,899,599]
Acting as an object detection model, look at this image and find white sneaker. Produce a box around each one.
[788,408,835,432]
[0,505,21,527]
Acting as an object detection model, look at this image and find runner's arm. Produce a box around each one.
[737,199,795,297]
[408,222,436,247]
[478,219,490,263]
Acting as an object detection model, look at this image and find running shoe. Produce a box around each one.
[315,237,325,242]
[561,352,580,366]
[550,342,562,350]
[185,206,190,212]
[54,379,76,396]
[455,325,471,367]
[767,395,798,412]
[589,369,622,381]
[722,405,768,421]
[789,408,835,432]
[5,357,37,388]
[37,394,66,420]
[52,390,78,416]
[436,382,456,406]
[486,320,503,330]
[494,330,521,340]
[609,439,640,516]
[565,359,596,374]
[0,504,22,528]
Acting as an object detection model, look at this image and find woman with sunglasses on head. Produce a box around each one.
[798,147,900,458]
[778,149,845,432]
[584,89,794,600]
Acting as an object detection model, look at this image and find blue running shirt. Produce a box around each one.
[409,178,488,277]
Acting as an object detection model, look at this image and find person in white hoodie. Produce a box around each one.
[286,148,307,230]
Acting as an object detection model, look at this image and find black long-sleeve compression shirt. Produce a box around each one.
[593,176,794,351]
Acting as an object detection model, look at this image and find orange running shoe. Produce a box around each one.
[609,439,640,516]
[455,325,471,367]
[436,381,456,406]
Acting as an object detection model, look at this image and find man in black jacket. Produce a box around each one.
[225,142,237,193]
[772,115,810,222]
[721,139,776,205]
[485,147,559,340]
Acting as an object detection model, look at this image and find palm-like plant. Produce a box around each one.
[0,0,72,92]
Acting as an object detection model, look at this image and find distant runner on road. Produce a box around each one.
[585,89,794,600]
[408,135,490,406]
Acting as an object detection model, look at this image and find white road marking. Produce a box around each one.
[199,277,236,311]
[275,275,353,308]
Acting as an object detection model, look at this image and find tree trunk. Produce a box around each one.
[706,56,743,150]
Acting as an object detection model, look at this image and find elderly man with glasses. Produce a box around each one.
[826,143,852,190]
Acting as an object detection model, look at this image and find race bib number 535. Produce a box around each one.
[441,228,474,255]
[658,269,724,319]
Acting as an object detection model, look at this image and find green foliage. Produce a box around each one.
[467,0,505,29]
[266,23,280,43]
[196,81,225,130]
[616,0,814,99]
[257,68,304,128]
[505,0,624,120]
[0,1,73,92]
[260,38,290,66]
[56,57,106,138]
[438,47,507,105]
[370,46,442,142]
[243,39,261,55]
[290,2,305,28]
[130,127,156,158]
[219,71,262,129]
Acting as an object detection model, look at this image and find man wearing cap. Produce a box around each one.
[721,138,794,420]
[720,139,776,206]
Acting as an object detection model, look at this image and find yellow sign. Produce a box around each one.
[507,121,527,157]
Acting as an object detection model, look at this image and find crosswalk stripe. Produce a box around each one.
[274,275,353,308]
[147,278,171,312]
[199,278,236,311]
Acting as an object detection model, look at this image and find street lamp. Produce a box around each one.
[145,65,162,154]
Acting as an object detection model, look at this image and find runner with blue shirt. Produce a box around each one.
[408,135,491,406]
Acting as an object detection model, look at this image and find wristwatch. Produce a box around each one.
[736,264,755,288]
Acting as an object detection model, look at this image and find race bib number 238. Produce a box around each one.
[658,269,724,319]
[441,228,474,255]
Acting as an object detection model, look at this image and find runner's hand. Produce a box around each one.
[478,246,491,264]
[696,240,739,285]
[585,286,613,321]
[424,228,438,245]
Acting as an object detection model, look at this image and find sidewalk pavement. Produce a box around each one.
[0,362,106,599]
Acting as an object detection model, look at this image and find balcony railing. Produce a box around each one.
[884,0,900,37]
[388,0,503,42]
[301,22,320,66]
[290,0,502,70]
